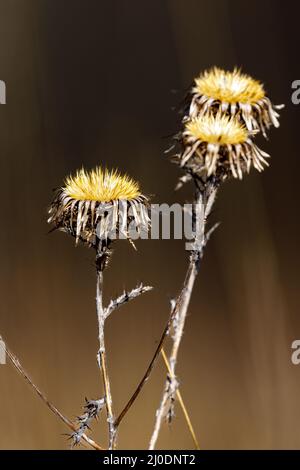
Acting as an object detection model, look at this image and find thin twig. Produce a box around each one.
[105,284,153,319]
[0,335,103,451]
[161,348,200,450]
[96,268,115,449]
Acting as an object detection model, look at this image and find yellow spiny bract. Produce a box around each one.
[185,114,248,146]
[64,167,141,202]
[195,67,265,104]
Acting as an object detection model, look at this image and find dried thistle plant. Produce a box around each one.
[1,68,284,451]
[149,67,284,449]
[48,166,152,449]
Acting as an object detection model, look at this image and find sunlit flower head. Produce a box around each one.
[188,67,283,137]
[64,167,141,202]
[195,67,265,104]
[185,113,248,146]
[48,167,149,264]
[177,113,270,180]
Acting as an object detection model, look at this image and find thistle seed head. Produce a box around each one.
[176,113,270,180]
[188,67,283,137]
[48,167,149,254]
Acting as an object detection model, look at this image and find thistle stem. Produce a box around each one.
[149,183,217,450]
[96,268,115,449]
[149,259,199,450]
[168,256,199,377]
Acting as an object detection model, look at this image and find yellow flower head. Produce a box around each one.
[179,113,269,180]
[194,67,265,104]
[64,167,141,202]
[185,113,248,146]
[48,166,148,254]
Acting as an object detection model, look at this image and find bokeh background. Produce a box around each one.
[0,0,299,450]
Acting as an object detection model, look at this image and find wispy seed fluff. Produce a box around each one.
[48,167,149,251]
[177,113,270,180]
[188,67,283,137]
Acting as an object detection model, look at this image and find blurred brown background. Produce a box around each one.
[0,0,299,450]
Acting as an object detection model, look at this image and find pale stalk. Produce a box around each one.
[96,268,115,449]
[149,183,217,449]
